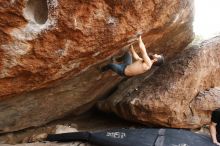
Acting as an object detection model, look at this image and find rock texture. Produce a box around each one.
[190,87,220,125]
[0,111,137,144]
[98,37,220,128]
[0,0,194,133]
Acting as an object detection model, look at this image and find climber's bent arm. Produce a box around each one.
[138,36,152,69]
[130,45,142,61]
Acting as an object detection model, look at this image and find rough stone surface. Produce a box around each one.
[0,68,121,133]
[190,87,220,125]
[98,37,220,128]
[0,0,194,98]
[0,111,138,144]
[0,0,194,133]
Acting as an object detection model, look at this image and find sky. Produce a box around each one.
[193,0,220,39]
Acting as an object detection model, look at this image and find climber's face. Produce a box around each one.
[152,54,161,61]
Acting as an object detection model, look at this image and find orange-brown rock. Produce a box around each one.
[0,0,193,133]
[98,37,220,128]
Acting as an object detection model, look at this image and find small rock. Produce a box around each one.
[55,125,78,134]
[27,133,48,143]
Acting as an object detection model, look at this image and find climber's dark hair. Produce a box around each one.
[149,54,154,60]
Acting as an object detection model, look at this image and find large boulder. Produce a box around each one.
[0,0,193,133]
[98,37,220,128]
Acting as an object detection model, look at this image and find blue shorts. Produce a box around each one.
[102,52,132,77]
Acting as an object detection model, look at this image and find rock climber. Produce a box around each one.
[210,108,220,146]
[100,35,164,77]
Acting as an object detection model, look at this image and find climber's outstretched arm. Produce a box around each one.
[138,36,152,68]
[129,45,142,61]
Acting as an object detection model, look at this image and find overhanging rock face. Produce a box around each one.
[98,37,220,128]
[0,0,193,133]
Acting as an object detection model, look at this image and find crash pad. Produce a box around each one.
[46,128,215,146]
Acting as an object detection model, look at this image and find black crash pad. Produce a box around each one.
[46,128,215,146]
